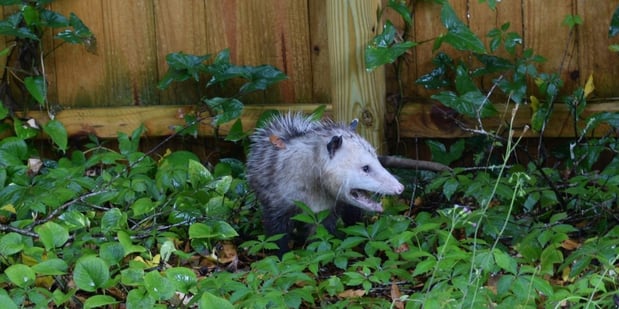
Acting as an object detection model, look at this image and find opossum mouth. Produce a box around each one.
[350,189,383,212]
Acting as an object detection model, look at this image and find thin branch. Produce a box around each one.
[27,191,109,230]
[379,155,452,172]
[0,223,39,237]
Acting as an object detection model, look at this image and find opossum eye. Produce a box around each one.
[362,165,370,173]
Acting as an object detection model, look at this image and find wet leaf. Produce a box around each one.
[24,76,46,105]
[43,119,68,152]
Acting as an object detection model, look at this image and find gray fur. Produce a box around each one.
[246,113,404,255]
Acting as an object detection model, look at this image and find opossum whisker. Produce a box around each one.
[334,178,349,207]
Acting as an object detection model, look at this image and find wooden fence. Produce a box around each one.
[5,0,619,147]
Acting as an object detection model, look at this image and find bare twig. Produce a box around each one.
[379,155,452,172]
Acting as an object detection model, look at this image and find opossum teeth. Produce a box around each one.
[350,189,383,211]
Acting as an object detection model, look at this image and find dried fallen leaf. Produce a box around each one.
[391,282,404,309]
[338,289,366,299]
[561,266,576,283]
[561,239,581,250]
[583,74,595,98]
[394,242,409,254]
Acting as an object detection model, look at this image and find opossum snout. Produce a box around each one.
[393,182,404,195]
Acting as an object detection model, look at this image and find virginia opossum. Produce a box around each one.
[246,113,404,255]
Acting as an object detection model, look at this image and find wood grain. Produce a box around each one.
[51,0,159,107]
[20,101,619,140]
[577,0,619,98]
[153,0,208,105]
[524,0,578,94]
[327,0,388,153]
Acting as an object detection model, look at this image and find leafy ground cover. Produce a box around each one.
[1,0,619,308]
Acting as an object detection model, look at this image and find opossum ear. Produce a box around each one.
[349,119,359,131]
[327,135,342,159]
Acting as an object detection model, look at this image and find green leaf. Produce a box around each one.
[73,256,110,292]
[540,247,563,275]
[479,0,497,10]
[204,97,244,126]
[0,102,8,119]
[121,267,145,286]
[0,0,24,4]
[5,264,36,288]
[0,12,39,40]
[131,197,156,216]
[387,0,412,25]
[437,2,486,53]
[117,124,144,155]
[13,117,39,140]
[55,13,94,45]
[83,295,119,309]
[531,276,554,297]
[224,118,247,142]
[157,52,211,89]
[562,14,583,29]
[587,112,619,129]
[0,294,18,309]
[117,230,147,255]
[188,159,213,188]
[99,242,125,266]
[412,257,436,276]
[442,178,459,200]
[211,175,232,195]
[238,65,287,95]
[426,139,464,166]
[493,250,518,274]
[365,21,417,71]
[34,221,69,251]
[144,270,175,301]
[126,288,156,309]
[199,291,234,309]
[21,5,40,26]
[40,9,69,28]
[189,221,238,240]
[164,267,197,294]
[101,208,127,234]
[611,5,619,37]
[43,119,68,152]
[24,76,47,105]
[0,232,24,256]
[31,258,68,275]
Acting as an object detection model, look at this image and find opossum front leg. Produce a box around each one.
[336,202,364,226]
[323,204,363,239]
[263,206,297,257]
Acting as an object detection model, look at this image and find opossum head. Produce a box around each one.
[323,132,404,213]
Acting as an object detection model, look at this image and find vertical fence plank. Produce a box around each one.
[327,0,387,153]
[577,0,619,97]
[49,1,104,108]
[309,0,331,103]
[52,0,159,107]
[524,0,578,94]
[154,0,208,105]
[411,1,443,99]
[204,0,313,105]
[100,0,158,106]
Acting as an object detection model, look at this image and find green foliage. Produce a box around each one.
[0,0,94,110]
[0,1,617,308]
[360,1,619,307]
[158,48,287,140]
[0,110,254,306]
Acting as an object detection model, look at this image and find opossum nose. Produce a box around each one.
[394,182,404,195]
